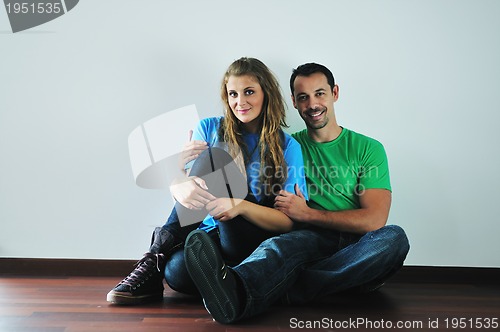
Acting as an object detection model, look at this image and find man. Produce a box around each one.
[183,62,410,324]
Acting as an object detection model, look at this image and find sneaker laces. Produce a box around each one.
[119,252,165,287]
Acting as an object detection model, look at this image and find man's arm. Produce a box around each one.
[274,185,391,234]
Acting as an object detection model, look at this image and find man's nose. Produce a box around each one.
[307,97,319,109]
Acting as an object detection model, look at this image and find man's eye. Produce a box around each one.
[298,96,307,101]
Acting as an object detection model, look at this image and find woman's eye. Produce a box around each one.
[245,90,255,95]
[228,91,237,98]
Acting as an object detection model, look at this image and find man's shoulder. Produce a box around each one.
[291,128,386,151]
[344,128,385,149]
[291,129,308,144]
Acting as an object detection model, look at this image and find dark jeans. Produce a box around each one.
[161,147,278,295]
[231,225,410,320]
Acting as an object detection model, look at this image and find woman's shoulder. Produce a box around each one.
[281,130,301,150]
[198,116,223,127]
[196,116,224,132]
[192,116,224,143]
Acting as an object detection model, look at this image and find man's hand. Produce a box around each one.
[179,130,208,173]
[170,176,216,210]
[274,184,310,222]
[206,198,244,222]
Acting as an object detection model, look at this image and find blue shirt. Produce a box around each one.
[188,116,308,232]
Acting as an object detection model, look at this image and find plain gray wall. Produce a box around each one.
[1,0,499,267]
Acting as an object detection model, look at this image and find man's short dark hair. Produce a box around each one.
[290,63,335,95]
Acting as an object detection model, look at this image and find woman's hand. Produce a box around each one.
[179,130,208,173]
[170,176,216,210]
[206,198,244,221]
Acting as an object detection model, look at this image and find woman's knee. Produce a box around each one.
[164,249,198,295]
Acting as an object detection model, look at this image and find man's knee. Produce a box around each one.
[384,224,409,248]
[376,224,410,262]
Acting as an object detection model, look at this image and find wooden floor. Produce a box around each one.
[0,276,499,331]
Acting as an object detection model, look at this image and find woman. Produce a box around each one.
[107,57,307,304]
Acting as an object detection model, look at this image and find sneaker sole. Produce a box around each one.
[184,230,238,324]
[106,290,163,305]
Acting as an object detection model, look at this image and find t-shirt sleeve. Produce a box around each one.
[359,140,391,192]
[283,136,309,200]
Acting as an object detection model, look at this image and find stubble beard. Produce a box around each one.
[302,107,329,130]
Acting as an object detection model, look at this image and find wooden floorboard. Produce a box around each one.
[0,276,499,331]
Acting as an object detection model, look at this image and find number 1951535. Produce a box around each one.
[444,317,498,329]
[5,2,62,14]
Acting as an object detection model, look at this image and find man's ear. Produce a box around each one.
[333,85,339,102]
[291,94,297,108]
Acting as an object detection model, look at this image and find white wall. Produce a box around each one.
[1,0,499,267]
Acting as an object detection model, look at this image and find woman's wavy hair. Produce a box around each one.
[219,57,288,197]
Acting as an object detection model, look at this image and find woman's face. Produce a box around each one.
[226,75,264,133]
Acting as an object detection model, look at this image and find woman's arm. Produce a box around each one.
[170,176,216,209]
[210,134,304,233]
[206,198,293,233]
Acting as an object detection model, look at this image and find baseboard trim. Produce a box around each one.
[0,258,137,277]
[389,265,500,284]
[0,258,499,284]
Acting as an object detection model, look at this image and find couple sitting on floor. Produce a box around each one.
[107,57,409,324]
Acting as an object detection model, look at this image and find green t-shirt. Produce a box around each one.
[292,128,391,212]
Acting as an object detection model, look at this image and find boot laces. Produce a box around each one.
[119,252,164,287]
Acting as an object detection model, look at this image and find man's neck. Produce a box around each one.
[308,124,343,143]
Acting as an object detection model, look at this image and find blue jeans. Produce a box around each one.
[164,212,279,295]
[231,224,409,320]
